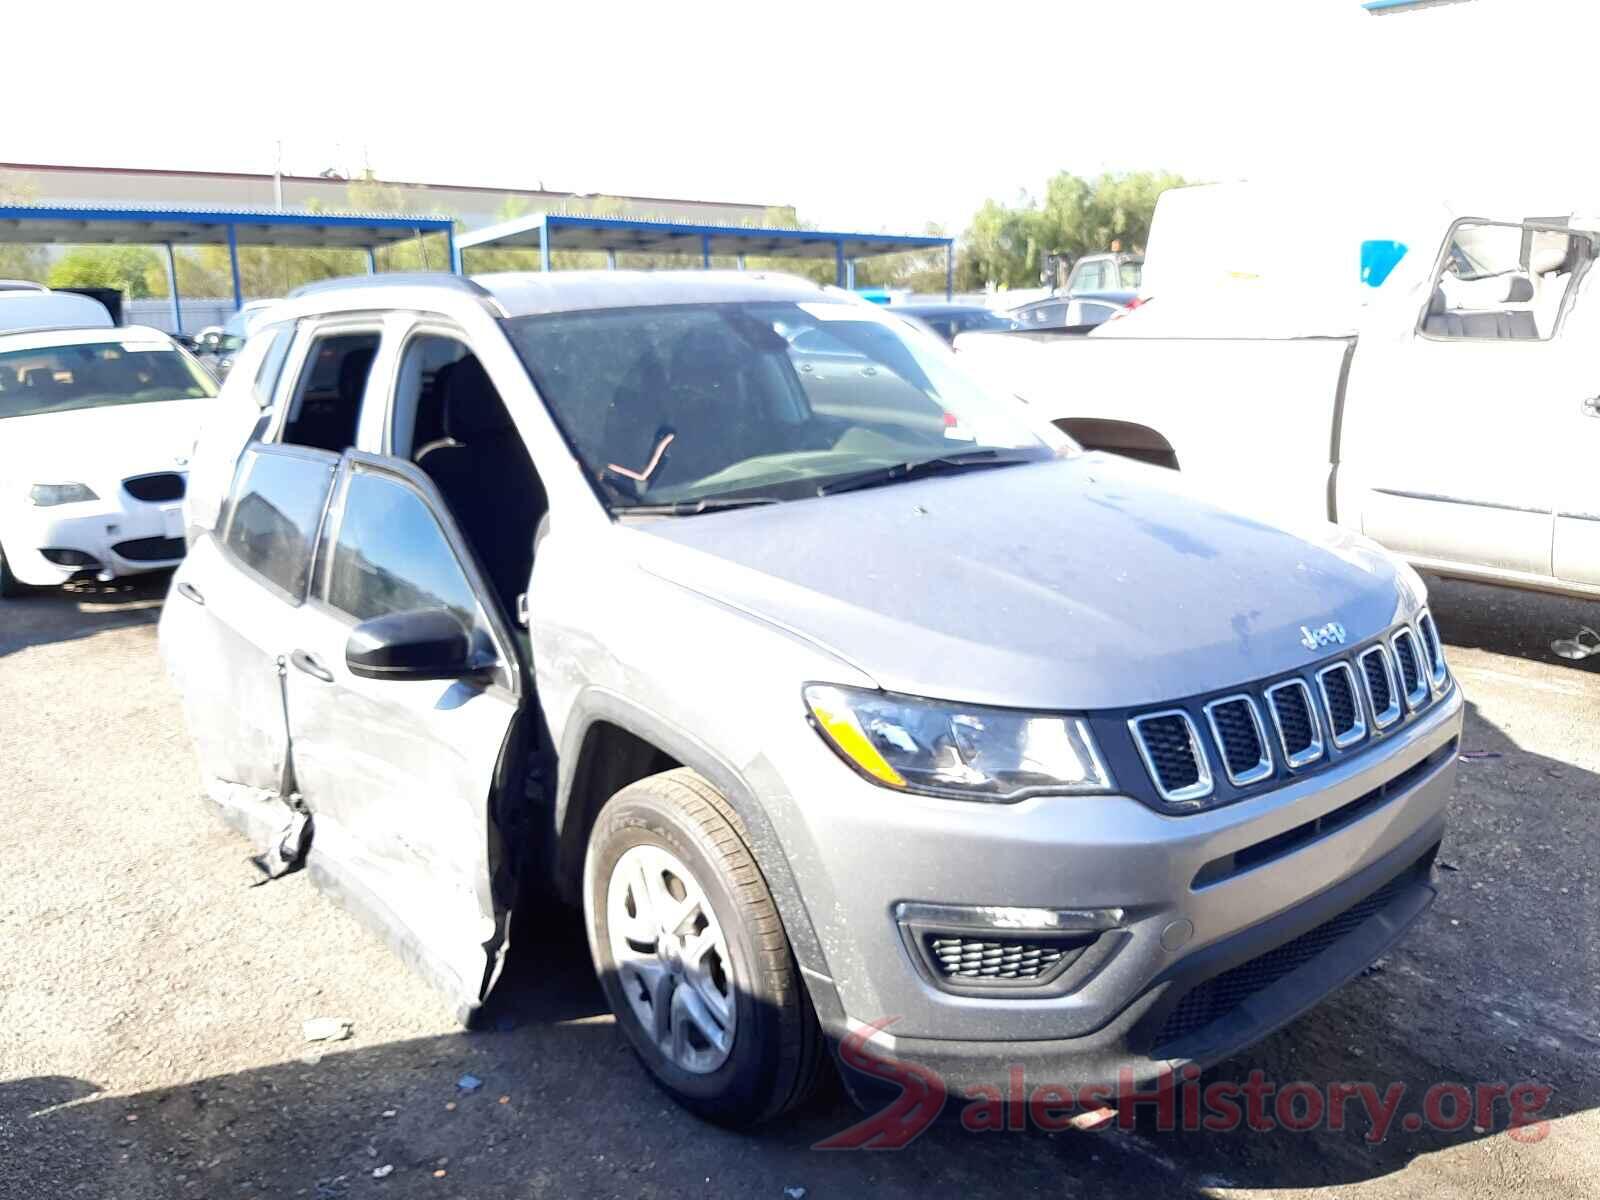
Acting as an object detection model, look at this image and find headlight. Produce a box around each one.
[29,482,99,506]
[803,684,1114,801]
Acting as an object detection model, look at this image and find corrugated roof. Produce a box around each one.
[0,203,454,248]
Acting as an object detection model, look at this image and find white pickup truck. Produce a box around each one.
[957,209,1600,601]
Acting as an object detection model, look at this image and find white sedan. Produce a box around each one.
[0,326,219,596]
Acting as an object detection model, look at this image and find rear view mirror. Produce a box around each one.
[345,608,477,681]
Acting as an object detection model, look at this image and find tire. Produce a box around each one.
[583,767,826,1126]
[0,542,30,599]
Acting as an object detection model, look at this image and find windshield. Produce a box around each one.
[503,300,1053,511]
[0,341,217,419]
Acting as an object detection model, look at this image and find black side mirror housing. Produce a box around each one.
[345,608,478,681]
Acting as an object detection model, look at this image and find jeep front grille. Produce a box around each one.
[1126,621,1450,811]
[1130,711,1212,803]
[1417,610,1449,689]
[1316,662,1366,748]
[1203,696,1272,786]
[1264,679,1324,769]
[1391,628,1428,710]
[1359,645,1402,729]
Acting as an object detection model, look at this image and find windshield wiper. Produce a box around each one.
[618,495,784,517]
[815,449,1036,497]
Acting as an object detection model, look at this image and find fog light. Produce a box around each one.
[40,548,101,567]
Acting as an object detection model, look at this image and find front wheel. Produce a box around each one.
[583,768,825,1126]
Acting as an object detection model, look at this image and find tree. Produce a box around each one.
[46,246,163,298]
[957,170,1188,291]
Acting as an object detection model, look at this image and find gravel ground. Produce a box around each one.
[0,572,1596,1199]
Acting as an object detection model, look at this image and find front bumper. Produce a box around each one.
[782,680,1463,1092]
[3,489,187,585]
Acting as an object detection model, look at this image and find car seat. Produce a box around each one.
[415,357,547,620]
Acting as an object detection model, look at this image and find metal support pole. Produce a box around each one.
[539,229,551,273]
[446,227,459,274]
[226,224,243,311]
[366,247,378,275]
[845,259,856,289]
[606,249,617,270]
[701,234,712,269]
[162,243,183,334]
[945,243,954,299]
[835,240,846,287]
[736,253,746,271]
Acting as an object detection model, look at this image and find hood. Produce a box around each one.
[0,398,210,488]
[631,454,1411,711]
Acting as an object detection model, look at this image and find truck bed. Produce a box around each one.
[956,331,1356,528]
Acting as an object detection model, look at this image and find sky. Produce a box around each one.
[5,0,1591,234]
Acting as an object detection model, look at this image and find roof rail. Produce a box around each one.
[288,272,492,300]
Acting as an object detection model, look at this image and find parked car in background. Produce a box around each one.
[885,302,1019,342]
[164,269,1459,1129]
[0,286,113,334]
[194,300,279,380]
[0,325,218,595]
[1064,251,1142,294]
[957,208,1600,601]
[1011,290,1134,332]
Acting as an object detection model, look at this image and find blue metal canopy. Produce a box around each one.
[454,212,955,296]
[0,202,456,331]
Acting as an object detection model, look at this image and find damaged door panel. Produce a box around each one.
[159,444,338,854]
[282,455,524,1021]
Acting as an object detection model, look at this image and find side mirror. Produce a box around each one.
[345,608,478,681]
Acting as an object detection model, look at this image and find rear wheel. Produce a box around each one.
[583,768,825,1125]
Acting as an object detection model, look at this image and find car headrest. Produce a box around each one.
[1428,287,1447,316]
[440,356,511,440]
[1529,243,1569,275]
[1506,276,1535,302]
[338,347,376,403]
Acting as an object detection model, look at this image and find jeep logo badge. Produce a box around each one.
[1300,622,1347,651]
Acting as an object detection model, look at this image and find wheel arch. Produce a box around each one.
[552,690,837,998]
[1055,417,1181,470]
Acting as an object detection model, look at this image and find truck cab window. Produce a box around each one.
[1423,222,1587,341]
[280,331,380,451]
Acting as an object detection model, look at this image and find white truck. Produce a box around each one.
[957,200,1600,601]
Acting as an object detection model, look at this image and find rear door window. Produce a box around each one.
[222,445,338,601]
[279,329,381,452]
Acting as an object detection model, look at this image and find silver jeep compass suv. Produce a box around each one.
[162,270,1461,1124]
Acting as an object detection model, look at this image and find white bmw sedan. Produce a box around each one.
[0,326,218,596]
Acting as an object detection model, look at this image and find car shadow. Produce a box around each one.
[9,692,1596,1197]
[1424,574,1599,673]
[0,571,171,659]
